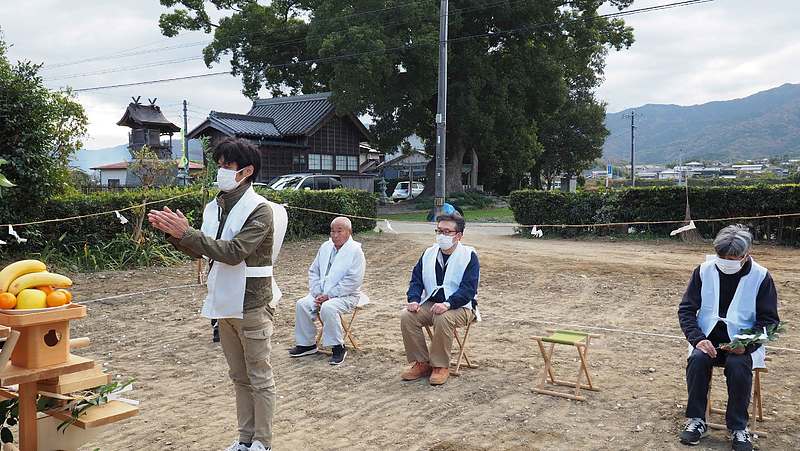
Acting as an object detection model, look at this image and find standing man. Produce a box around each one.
[678,225,779,451]
[400,213,479,386]
[289,217,367,365]
[148,137,287,451]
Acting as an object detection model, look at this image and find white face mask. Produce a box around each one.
[436,234,456,250]
[216,167,245,192]
[716,257,745,275]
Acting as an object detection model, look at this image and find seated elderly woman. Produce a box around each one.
[677,224,780,451]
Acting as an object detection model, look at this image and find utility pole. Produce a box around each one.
[434,0,449,215]
[623,110,637,186]
[180,99,189,186]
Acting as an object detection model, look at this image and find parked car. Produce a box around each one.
[267,173,343,191]
[391,181,424,200]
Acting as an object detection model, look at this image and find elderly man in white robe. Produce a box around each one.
[289,217,367,365]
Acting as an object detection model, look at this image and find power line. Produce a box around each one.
[48,0,523,82]
[45,56,204,81]
[44,0,431,70]
[41,41,208,71]
[71,0,715,93]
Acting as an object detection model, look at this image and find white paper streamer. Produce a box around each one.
[530,226,543,238]
[114,210,129,225]
[8,225,26,243]
[670,220,697,236]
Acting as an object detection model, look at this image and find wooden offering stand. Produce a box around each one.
[0,304,139,451]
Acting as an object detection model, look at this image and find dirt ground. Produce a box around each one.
[64,229,800,451]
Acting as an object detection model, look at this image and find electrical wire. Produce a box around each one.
[71,0,715,93]
[47,0,525,82]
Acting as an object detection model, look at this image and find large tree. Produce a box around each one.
[0,32,88,219]
[160,0,633,193]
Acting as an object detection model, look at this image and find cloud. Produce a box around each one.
[2,0,799,147]
[597,0,800,111]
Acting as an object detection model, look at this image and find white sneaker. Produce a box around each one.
[250,441,271,451]
[224,441,248,451]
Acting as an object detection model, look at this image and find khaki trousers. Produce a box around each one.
[218,306,276,445]
[400,302,475,368]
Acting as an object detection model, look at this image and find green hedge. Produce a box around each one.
[509,185,800,245]
[1,186,377,255]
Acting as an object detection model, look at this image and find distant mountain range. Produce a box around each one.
[71,140,204,172]
[604,83,800,163]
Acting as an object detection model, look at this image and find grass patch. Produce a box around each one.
[385,207,514,223]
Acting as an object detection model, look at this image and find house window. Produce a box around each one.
[336,155,358,171]
[108,179,120,188]
[309,153,333,170]
[309,154,321,170]
[293,153,307,168]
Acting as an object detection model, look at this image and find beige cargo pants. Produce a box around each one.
[218,306,276,446]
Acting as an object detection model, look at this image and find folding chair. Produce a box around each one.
[532,329,601,401]
[423,319,478,377]
[705,356,772,437]
[315,294,369,352]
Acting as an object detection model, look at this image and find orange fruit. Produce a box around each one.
[45,290,68,307]
[37,286,54,295]
[0,293,16,309]
[57,289,73,303]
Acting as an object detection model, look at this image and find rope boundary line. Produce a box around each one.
[3,188,797,233]
[0,191,200,228]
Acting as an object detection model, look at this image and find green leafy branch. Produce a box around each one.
[57,378,135,433]
[722,323,786,351]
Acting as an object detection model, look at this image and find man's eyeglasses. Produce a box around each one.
[434,228,459,236]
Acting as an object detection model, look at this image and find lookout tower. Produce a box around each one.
[116,96,181,159]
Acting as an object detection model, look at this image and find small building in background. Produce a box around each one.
[91,161,204,188]
[117,97,181,159]
[187,92,375,191]
[92,97,202,188]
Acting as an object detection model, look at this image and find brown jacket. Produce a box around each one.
[169,183,274,313]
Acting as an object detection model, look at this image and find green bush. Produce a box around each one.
[414,191,495,210]
[509,185,800,245]
[1,186,377,269]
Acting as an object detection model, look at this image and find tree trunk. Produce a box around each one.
[530,162,543,190]
[420,139,467,197]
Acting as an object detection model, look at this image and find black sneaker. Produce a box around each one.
[679,418,708,445]
[329,345,347,365]
[731,429,753,451]
[288,344,318,357]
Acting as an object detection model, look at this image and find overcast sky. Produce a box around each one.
[2,0,798,149]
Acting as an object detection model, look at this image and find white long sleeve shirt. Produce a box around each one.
[308,243,366,299]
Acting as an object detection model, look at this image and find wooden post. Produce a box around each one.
[17,382,37,451]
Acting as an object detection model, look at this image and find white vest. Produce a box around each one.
[693,256,768,368]
[199,187,287,319]
[316,237,368,306]
[421,243,479,320]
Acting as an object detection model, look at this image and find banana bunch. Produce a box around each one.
[0,260,73,310]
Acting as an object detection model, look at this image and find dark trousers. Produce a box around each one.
[685,348,753,430]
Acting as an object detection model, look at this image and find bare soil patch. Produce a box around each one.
[67,232,800,450]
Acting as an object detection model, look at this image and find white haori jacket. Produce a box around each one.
[421,242,480,321]
[689,255,768,368]
[309,236,368,306]
[200,186,287,319]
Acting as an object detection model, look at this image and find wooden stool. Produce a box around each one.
[423,321,478,376]
[316,306,363,352]
[533,329,601,401]
[705,357,771,437]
